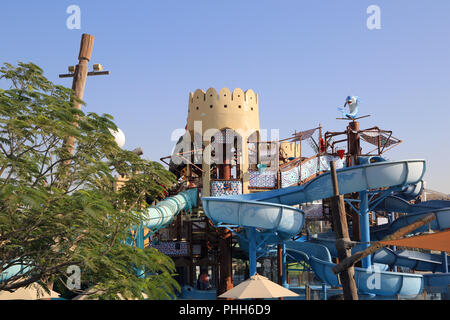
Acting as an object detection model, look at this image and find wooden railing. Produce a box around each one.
[210,179,242,196]
[248,153,327,190]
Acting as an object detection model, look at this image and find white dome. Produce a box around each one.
[108,127,126,148]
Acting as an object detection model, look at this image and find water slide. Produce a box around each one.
[141,188,197,231]
[128,188,198,250]
[202,158,441,296]
[311,196,450,272]
[284,241,423,296]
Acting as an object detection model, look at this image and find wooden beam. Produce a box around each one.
[330,161,359,300]
[63,33,95,159]
[59,70,110,78]
[336,115,371,121]
[332,213,436,274]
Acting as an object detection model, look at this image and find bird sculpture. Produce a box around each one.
[338,95,360,120]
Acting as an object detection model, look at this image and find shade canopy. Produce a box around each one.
[218,274,299,299]
[0,283,60,300]
[379,229,450,252]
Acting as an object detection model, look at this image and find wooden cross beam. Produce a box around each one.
[58,33,109,111]
[59,33,109,157]
[59,70,110,78]
[336,115,371,121]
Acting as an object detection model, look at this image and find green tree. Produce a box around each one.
[0,62,179,299]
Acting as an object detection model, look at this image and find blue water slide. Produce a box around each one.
[373,247,449,273]
[311,232,450,273]
[307,192,450,273]
[0,263,32,283]
[141,188,197,231]
[203,159,425,235]
[202,159,429,296]
[284,241,423,296]
[371,207,450,241]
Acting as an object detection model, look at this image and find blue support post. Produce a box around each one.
[442,252,449,273]
[281,241,288,288]
[322,283,327,300]
[392,245,398,272]
[249,227,257,276]
[136,225,146,278]
[359,190,372,268]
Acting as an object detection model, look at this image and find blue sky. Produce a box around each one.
[1,1,449,193]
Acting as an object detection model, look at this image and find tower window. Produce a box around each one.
[210,105,213,108]
[196,106,199,110]
[224,105,227,108]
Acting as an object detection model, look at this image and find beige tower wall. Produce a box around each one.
[280,141,301,160]
[187,88,260,134]
[186,88,261,195]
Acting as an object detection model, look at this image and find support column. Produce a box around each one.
[281,242,288,288]
[347,121,361,244]
[322,283,327,300]
[218,141,232,180]
[202,142,211,197]
[277,243,283,285]
[218,229,233,297]
[135,225,146,278]
[347,121,360,167]
[330,161,359,300]
[248,227,257,276]
[442,252,449,273]
[64,33,95,158]
[359,190,372,268]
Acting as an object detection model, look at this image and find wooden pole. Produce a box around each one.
[347,121,361,245]
[64,34,95,156]
[329,161,359,300]
[217,229,233,299]
[277,243,283,285]
[305,284,311,300]
[294,130,297,158]
[277,243,283,300]
[332,212,436,274]
[72,33,95,110]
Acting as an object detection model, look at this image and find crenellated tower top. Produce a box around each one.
[186,87,260,135]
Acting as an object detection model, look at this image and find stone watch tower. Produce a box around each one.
[186,87,261,195]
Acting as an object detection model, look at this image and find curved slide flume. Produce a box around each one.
[203,159,425,238]
[128,188,198,249]
[284,241,424,296]
[311,198,450,273]
[202,159,427,296]
[142,188,197,231]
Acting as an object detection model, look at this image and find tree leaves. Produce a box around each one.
[0,62,179,300]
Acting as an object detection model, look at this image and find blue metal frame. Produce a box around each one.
[281,241,288,287]
[359,190,371,268]
[247,227,257,276]
[342,186,406,268]
[214,222,280,277]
